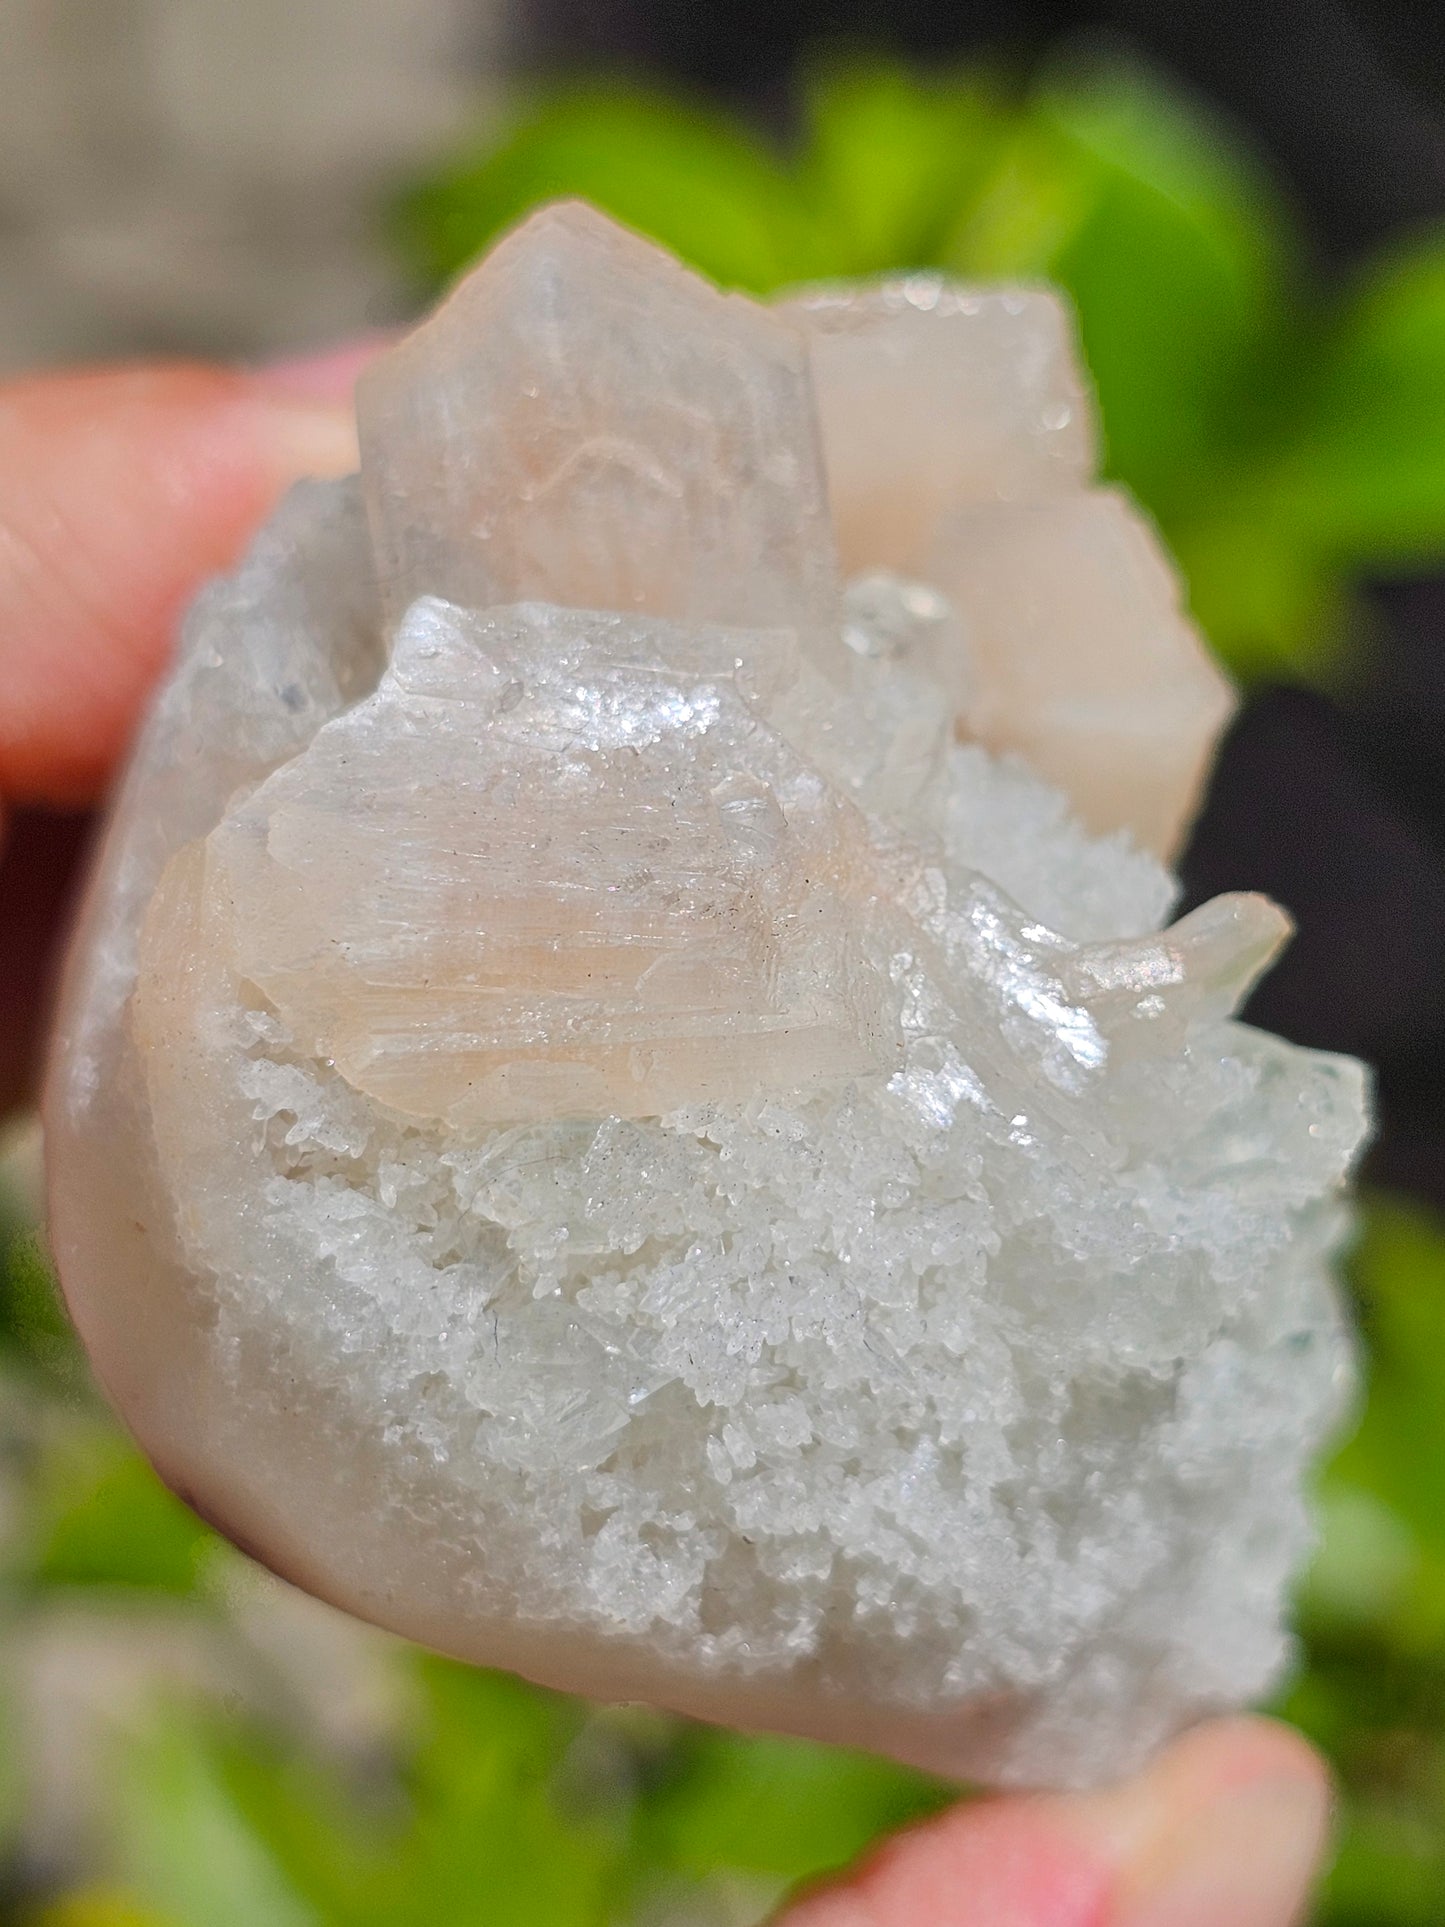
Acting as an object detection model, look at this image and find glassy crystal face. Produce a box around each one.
[360,203,839,652]
[780,276,1094,577]
[928,489,1239,854]
[46,203,1370,1791]
[145,599,888,1126]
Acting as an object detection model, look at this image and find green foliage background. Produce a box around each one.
[8,51,1445,1925]
[395,53,1445,687]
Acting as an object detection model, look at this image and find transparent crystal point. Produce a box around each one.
[360,201,840,646]
[1065,893,1293,1027]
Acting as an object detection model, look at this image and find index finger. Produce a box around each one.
[0,361,359,810]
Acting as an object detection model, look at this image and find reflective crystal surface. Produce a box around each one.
[46,205,1370,1791]
[143,598,887,1126]
[780,276,1094,576]
[360,202,839,651]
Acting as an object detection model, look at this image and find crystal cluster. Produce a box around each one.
[45,203,1370,1789]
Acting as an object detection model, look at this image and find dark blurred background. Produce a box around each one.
[530,0,1445,256]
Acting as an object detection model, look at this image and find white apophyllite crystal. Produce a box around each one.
[45,202,1370,1790]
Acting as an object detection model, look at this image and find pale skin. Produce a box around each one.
[0,353,1333,1925]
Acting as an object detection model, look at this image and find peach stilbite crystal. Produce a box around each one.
[780,276,1094,573]
[360,202,839,648]
[138,601,889,1127]
[46,202,1369,1791]
[929,489,1238,854]
[782,273,1234,854]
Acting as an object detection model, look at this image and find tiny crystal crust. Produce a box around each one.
[46,203,1369,1790]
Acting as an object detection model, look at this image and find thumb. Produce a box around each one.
[777,1717,1330,1927]
[0,360,358,810]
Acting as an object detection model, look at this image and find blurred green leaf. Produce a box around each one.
[1261,232,1445,564]
[1332,1199,1445,1563]
[1319,1803,1445,1926]
[1282,1628,1445,1926]
[0,1222,80,1385]
[393,83,814,295]
[953,55,1294,520]
[1279,1198,1445,1924]
[91,1680,608,1927]
[638,1726,952,1885]
[797,59,1006,276]
[355,1659,621,1927]
[410,1656,589,1792]
[34,1441,214,1595]
[1303,1481,1421,1634]
[31,1894,180,1927]
[107,1711,321,1927]
[1165,505,1352,679]
[199,1724,387,1927]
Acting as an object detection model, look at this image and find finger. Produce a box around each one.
[0,362,359,808]
[776,1718,1330,1927]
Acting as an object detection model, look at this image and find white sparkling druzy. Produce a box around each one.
[46,203,1369,1790]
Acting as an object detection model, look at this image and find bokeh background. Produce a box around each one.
[6,2,1445,1920]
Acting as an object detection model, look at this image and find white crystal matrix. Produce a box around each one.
[46,204,1370,1789]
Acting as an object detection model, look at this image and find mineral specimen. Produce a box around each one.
[45,202,1370,1790]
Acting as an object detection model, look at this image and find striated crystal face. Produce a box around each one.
[46,203,1370,1791]
[360,202,839,651]
[141,600,889,1126]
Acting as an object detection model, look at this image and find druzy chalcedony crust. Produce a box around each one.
[45,202,1369,1789]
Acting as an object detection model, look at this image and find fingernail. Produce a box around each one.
[244,393,360,485]
[1108,1756,1330,1927]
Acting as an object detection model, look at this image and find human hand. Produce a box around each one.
[0,353,1332,1925]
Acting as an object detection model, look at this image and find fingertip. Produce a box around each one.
[777,1782,1113,1927]
[1189,1714,1332,1798]
[1096,1718,1331,1927]
[1063,1716,1330,1861]
[0,363,359,805]
[773,1719,1330,1927]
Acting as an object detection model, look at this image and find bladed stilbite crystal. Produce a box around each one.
[782,276,1234,854]
[46,202,1370,1792]
[140,599,888,1126]
[360,202,839,649]
[780,276,1095,575]
[928,489,1238,854]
